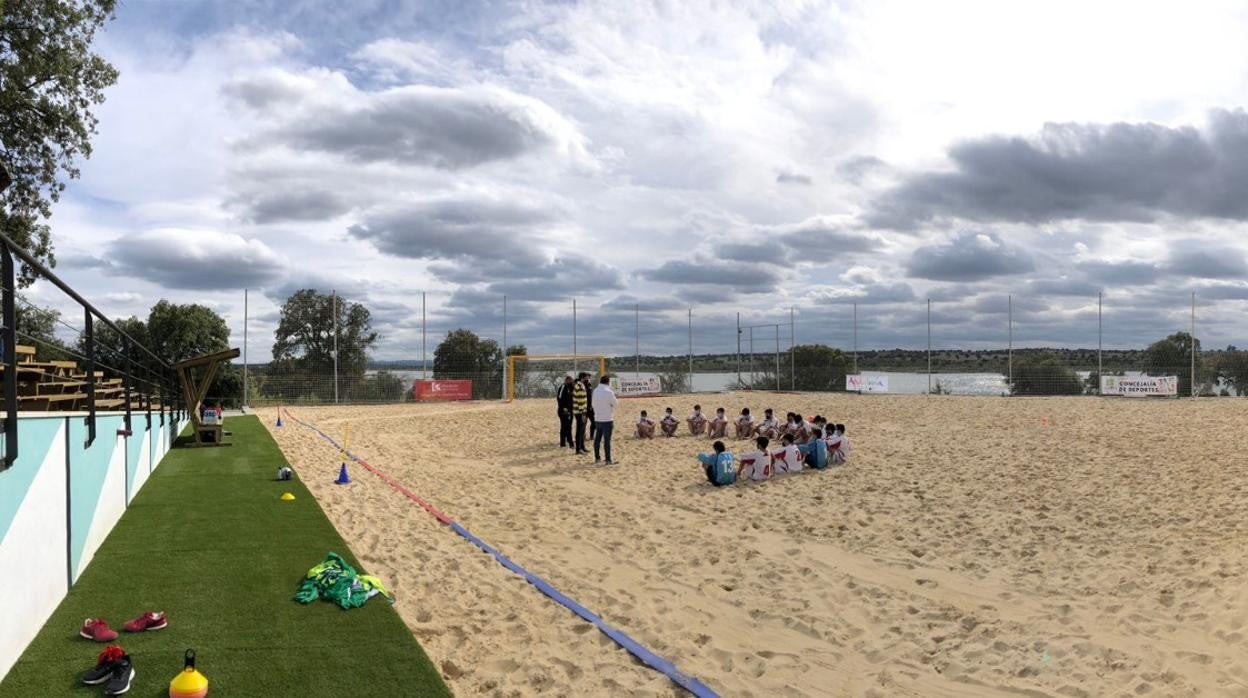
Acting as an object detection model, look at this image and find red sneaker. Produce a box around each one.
[80,618,118,642]
[123,611,167,633]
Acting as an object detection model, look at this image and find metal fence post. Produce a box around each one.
[502,294,508,401]
[1,246,17,469]
[1097,290,1103,395]
[774,324,780,391]
[687,308,692,391]
[572,297,578,374]
[635,303,640,378]
[736,312,741,386]
[926,298,932,394]
[422,291,427,380]
[1007,294,1013,389]
[84,310,96,446]
[789,306,795,390]
[852,302,858,374]
[332,290,338,404]
[1191,291,1196,397]
[243,289,248,408]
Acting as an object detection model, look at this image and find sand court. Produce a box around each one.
[265,393,1248,697]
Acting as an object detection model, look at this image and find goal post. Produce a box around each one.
[507,354,607,402]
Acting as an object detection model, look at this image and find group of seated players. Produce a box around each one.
[631,404,850,486]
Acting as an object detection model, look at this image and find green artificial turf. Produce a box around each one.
[0,415,451,697]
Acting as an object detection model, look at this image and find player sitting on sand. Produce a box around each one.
[736,436,772,481]
[698,440,737,486]
[771,433,803,474]
[782,413,801,440]
[734,408,754,438]
[798,426,829,469]
[754,409,780,439]
[827,424,850,465]
[635,410,656,439]
[687,405,707,436]
[660,407,680,437]
[707,407,729,438]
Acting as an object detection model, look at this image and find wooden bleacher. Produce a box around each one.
[1,343,164,414]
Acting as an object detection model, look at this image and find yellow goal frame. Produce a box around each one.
[507,354,606,402]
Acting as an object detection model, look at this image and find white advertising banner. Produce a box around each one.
[846,374,888,392]
[613,376,662,397]
[1100,375,1178,397]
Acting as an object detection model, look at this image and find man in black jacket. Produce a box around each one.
[556,375,575,448]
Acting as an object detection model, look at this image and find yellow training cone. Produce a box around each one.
[281,492,295,501]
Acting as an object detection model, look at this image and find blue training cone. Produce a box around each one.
[334,463,351,485]
[276,413,283,428]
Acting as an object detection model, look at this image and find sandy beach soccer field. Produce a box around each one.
[264,393,1248,697]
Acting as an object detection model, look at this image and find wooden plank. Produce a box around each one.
[14,345,36,360]
[174,348,240,370]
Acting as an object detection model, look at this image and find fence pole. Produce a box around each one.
[635,303,640,378]
[1191,290,1196,397]
[687,308,692,390]
[332,290,338,404]
[853,302,858,374]
[1007,294,1012,389]
[736,312,741,386]
[926,298,932,394]
[1097,290,1102,395]
[774,323,780,391]
[749,326,754,388]
[573,297,578,374]
[789,306,795,390]
[422,292,427,380]
[502,295,508,401]
[243,288,248,409]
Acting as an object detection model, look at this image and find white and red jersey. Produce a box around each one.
[758,416,778,432]
[735,414,753,427]
[771,444,803,474]
[689,411,706,423]
[661,414,679,426]
[737,450,772,480]
[826,433,849,464]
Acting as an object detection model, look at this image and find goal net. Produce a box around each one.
[507,355,607,401]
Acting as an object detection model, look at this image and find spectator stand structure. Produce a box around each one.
[176,348,241,446]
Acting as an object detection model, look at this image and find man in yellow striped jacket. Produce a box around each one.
[572,372,589,454]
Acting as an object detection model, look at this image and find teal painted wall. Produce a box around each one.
[125,419,146,504]
[0,418,64,545]
[65,416,124,579]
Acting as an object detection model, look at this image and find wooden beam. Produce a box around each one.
[174,348,240,370]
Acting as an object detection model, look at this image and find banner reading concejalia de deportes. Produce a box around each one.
[1100,375,1178,397]
[611,376,662,397]
[846,374,888,392]
[414,379,473,401]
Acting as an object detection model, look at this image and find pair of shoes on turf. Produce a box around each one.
[82,645,135,695]
[80,612,168,642]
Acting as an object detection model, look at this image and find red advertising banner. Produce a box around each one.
[414,379,473,401]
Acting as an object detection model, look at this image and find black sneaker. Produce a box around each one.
[82,646,124,685]
[104,655,135,695]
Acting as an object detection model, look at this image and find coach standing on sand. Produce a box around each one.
[556,375,574,449]
[592,376,619,465]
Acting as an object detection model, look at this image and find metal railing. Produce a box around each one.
[0,229,184,470]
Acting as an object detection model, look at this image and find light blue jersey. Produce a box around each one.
[698,451,736,486]
[798,438,828,469]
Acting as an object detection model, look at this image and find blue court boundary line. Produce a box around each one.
[281,410,720,698]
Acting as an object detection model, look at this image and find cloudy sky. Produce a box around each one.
[32,0,1248,360]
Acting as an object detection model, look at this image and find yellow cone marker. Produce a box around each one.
[281,492,295,501]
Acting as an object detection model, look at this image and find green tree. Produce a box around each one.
[434,329,502,399]
[147,300,229,364]
[1143,331,1201,397]
[1010,353,1083,395]
[78,314,146,367]
[1,0,119,285]
[791,344,851,392]
[1213,349,1248,396]
[13,301,70,359]
[269,290,378,403]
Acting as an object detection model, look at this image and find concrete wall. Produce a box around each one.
[0,412,188,682]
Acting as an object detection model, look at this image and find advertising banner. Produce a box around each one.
[414,379,473,401]
[846,374,888,392]
[1100,375,1177,397]
[612,376,663,397]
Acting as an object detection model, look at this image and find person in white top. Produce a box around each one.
[734,408,754,439]
[591,377,619,464]
[754,408,780,439]
[827,423,850,465]
[635,410,655,439]
[771,433,803,474]
[707,407,728,438]
[687,404,707,436]
[660,407,680,437]
[736,436,773,481]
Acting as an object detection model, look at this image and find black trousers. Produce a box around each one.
[588,412,597,439]
[559,410,573,447]
[575,414,587,451]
